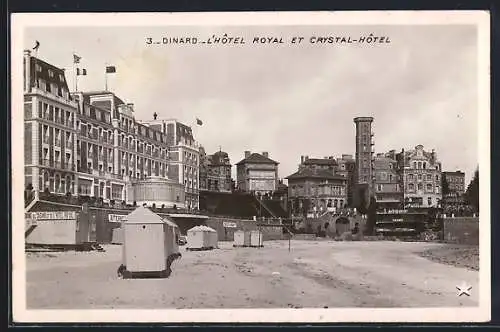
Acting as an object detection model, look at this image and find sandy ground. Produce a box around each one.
[26,240,479,309]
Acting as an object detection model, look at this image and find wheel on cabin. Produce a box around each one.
[117,264,126,278]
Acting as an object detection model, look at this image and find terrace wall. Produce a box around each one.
[442,217,479,245]
[205,217,284,241]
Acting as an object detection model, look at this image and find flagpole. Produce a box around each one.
[105,62,108,91]
[33,46,38,89]
[73,52,77,92]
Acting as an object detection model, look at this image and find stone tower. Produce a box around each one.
[353,117,374,210]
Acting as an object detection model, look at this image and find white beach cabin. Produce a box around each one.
[119,206,180,278]
[250,230,264,247]
[187,225,217,250]
[203,225,218,249]
[233,230,251,247]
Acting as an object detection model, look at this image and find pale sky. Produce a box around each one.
[25,25,478,184]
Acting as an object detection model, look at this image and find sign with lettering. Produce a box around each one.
[223,221,237,228]
[108,214,126,223]
[29,211,77,220]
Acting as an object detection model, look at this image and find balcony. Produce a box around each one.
[41,159,53,167]
[111,173,123,180]
[30,87,78,108]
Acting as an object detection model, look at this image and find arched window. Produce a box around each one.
[55,174,61,193]
[42,172,49,191]
[66,176,71,193]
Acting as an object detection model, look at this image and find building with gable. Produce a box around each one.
[235,151,279,195]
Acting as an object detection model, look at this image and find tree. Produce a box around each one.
[464,168,479,212]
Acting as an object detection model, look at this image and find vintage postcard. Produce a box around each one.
[11,11,490,323]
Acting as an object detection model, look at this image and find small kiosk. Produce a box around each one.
[118,206,181,278]
[25,211,97,250]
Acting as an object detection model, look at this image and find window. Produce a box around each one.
[48,70,54,78]
[418,183,423,191]
[408,183,414,191]
[426,174,432,181]
[423,162,426,169]
[418,162,422,169]
[436,185,440,194]
[436,175,439,181]
[408,174,414,181]
[377,184,383,192]
[427,197,432,206]
[418,174,422,181]
[426,184,432,191]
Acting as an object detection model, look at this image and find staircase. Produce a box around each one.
[25,224,37,238]
[25,197,38,213]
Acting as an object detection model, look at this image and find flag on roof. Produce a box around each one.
[106,66,116,73]
[76,68,87,76]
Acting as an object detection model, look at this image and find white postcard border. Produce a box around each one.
[11,10,491,323]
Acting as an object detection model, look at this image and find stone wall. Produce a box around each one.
[205,217,284,241]
[443,217,479,245]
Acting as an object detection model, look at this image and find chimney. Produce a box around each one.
[153,112,158,120]
[329,156,334,159]
[301,156,304,163]
[305,155,309,161]
[245,151,251,158]
[24,50,31,93]
[262,152,269,158]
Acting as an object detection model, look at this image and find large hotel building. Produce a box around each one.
[23,50,199,209]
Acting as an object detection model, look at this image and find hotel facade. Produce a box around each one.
[24,50,191,209]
